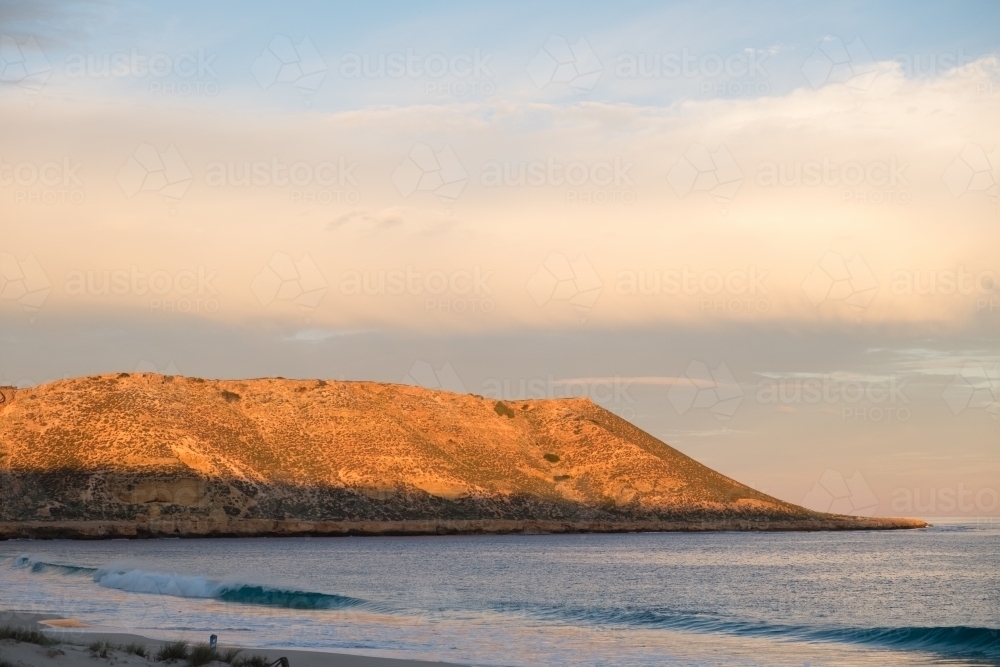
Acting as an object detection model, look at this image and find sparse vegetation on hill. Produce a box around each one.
[0,374,925,536]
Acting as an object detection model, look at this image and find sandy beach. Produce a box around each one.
[0,612,466,667]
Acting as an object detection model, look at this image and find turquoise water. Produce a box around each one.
[2,524,998,666]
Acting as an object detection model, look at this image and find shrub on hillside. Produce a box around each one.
[494,401,515,418]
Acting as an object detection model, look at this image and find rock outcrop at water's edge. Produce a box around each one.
[0,374,926,538]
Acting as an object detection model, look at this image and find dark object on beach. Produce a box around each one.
[209,635,217,650]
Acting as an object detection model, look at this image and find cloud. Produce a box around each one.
[1,56,996,334]
[284,328,369,342]
[327,208,461,238]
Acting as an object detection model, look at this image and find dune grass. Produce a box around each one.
[125,642,150,658]
[218,647,243,663]
[231,655,271,667]
[0,625,59,646]
[155,640,189,662]
[186,643,217,666]
[86,640,150,658]
[0,624,274,667]
[88,640,112,658]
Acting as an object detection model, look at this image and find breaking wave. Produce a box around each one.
[12,555,98,576]
[92,564,367,610]
[493,601,1000,660]
[13,555,365,610]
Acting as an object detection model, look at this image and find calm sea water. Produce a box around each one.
[1,524,998,666]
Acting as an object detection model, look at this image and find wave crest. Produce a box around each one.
[13,556,365,611]
[493,601,1000,659]
[12,555,98,576]
[91,564,365,610]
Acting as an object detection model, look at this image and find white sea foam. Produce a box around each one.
[93,563,221,598]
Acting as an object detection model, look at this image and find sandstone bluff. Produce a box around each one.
[0,374,925,539]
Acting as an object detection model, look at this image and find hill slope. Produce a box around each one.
[0,374,924,538]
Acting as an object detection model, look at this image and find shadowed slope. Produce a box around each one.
[0,374,925,538]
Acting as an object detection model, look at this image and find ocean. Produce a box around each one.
[2,523,998,666]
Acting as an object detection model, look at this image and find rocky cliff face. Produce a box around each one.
[0,374,924,538]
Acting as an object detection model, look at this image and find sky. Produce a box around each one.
[1,0,998,517]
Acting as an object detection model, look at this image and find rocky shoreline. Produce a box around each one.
[0,515,927,540]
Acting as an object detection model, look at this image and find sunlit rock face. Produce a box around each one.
[0,374,924,537]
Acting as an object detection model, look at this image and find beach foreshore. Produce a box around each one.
[0,612,467,667]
